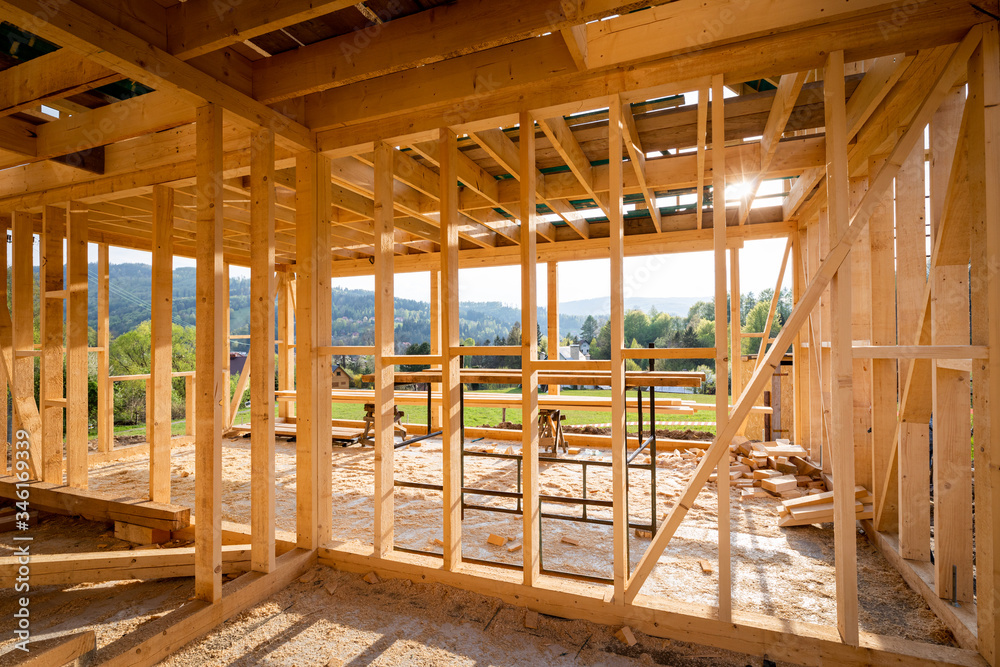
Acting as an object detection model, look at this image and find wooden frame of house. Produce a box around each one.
[0,0,998,664]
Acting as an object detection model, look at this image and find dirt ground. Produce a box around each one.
[0,433,956,664]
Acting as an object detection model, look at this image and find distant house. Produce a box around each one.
[558,344,589,361]
[230,352,247,376]
[332,364,351,390]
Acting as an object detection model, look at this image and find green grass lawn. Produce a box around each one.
[96,388,725,439]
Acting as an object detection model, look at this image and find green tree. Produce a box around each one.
[579,315,599,342]
[742,301,782,355]
[624,309,650,347]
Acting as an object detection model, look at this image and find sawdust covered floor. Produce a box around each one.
[0,514,197,665]
[162,564,791,667]
[84,434,956,648]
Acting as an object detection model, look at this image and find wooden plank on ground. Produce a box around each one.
[0,475,189,530]
[0,630,95,666]
[98,548,315,667]
[0,545,252,587]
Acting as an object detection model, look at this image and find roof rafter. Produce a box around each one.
[0,0,315,151]
[736,70,808,225]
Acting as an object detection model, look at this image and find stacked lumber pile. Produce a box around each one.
[777,486,874,527]
[708,437,828,501]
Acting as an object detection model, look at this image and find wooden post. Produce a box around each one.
[65,202,88,489]
[12,212,38,478]
[929,84,973,604]
[195,103,224,604]
[792,231,810,449]
[373,141,395,556]
[819,206,833,474]
[849,173,873,492]
[894,142,929,552]
[930,259,973,602]
[96,244,112,453]
[146,378,153,450]
[520,112,540,587]
[295,150,331,551]
[429,268,443,430]
[316,174,332,548]
[969,23,1000,664]
[711,74,732,622]
[277,272,293,421]
[0,247,5,473]
[868,157,896,532]
[439,128,462,571]
[608,98,626,603]
[250,126,276,572]
[184,375,195,438]
[40,205,64,484]
[805,222,825,464]
[825,50,859,647]
[222,262,231,429]
[548,262,560,393]
[729,248,741,399]
[150,185,173,503]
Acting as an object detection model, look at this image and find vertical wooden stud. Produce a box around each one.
[222,262,231,429]
[195,103,224,604]
[65,202,88,489]
[520,113,541,587]
[711,74,732,622]
[150,186,173,503]
[894,142,929,551]
[792,231,810,449]
[373,142,396,556]
[40,205,64,484]
[250,127,276,572]
[12,213,38,477]
[429,268,443,430]
[97,244,112,453]
[440,129,462,571]
[296,150,331,551]
[548,262,560,393]
[608,98,627,603]
[825,50,859,647]
[868,157,896,531]
[969,23,1000,663]
[277,272,293,421]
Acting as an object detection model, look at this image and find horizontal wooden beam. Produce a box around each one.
[0,0,315,151]
[253,0,657,104]
[0,545,253,587]
[852,345,989,359]
[166,0,359,60]
[329,215,784,277]
[622,347,718,360]
[0,49,119,118]
[314,0,985,155]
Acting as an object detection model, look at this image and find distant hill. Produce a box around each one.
[23,263,589,350]
[559,295,708,318]
[12,263,689,348]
